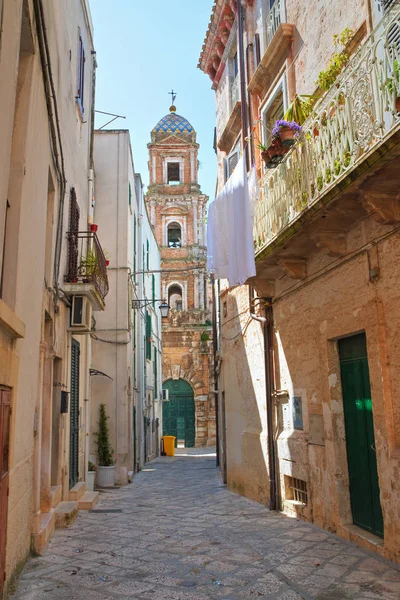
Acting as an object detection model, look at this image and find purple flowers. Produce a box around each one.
[272,119,302,139]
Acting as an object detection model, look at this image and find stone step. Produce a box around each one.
[32,509,56,554]
[50,485,62,508]
[68,481,87,502]
[78,491,99,510]
[55,501,79,528]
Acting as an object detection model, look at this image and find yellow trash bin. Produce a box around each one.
[162,436,176,457]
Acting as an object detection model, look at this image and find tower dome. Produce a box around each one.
[152,106,194,134]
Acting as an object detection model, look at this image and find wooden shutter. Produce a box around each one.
[152,274,155,306]
[145,312,152,360]
[154,348,157,398]
[69,339,80,489]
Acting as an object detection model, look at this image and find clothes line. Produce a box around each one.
[207,155,256,287]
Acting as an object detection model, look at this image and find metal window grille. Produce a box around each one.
[289,477,308,505]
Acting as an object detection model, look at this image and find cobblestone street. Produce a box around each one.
[12,449,400,600]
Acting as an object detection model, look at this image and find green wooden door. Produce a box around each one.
[338,333,383,537]
[163,379,195,447]
[69,339,80,489]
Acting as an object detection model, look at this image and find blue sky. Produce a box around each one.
[91,0,216,201]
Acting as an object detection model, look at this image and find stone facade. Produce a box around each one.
[145,108,215,447]
[0,0,106,594]
[200,0,400,563]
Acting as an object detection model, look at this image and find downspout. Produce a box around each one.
[211,274,220,468]
[249,288,277,510]
[237,0,249,169]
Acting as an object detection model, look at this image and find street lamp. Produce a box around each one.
[131,298,170,318]
[159,301,169,318]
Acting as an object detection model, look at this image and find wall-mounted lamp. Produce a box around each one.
[131,298,170,318]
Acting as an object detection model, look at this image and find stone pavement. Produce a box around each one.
[11,448,400,600]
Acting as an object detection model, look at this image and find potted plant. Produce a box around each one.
[272,120,302,147]
[261,139,287,167]
[315,28,354,92]
[87,460,96,491]
[95,404,115,487]
[90,223,98,233]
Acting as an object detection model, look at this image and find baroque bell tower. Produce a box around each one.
[145,103,215,448]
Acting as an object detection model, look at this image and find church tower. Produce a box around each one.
[145,103,215,448]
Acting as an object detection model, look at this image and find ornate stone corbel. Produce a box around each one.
[310,230,347,257]
[279,257,307,279]
[361,191,400,225]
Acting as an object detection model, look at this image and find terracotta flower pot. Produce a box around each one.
[278,127,296,147]
[106,260,110,267]
[90,224,98,233]
[261,143,287,168]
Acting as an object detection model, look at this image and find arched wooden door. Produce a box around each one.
[163,379,195,447]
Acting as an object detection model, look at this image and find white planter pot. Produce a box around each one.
[87,470,95,491]
[97,465,115,488]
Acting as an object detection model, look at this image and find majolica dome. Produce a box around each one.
[153,105,194,134]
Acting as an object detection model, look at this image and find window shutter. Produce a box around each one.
[128,183,132,207]
[227,150,240,178]
[223,158,228,183]
[133,213,137,283]
[146,239,149,270]
[152,274,155,306]
[145,312,152,360]
[254,33,261,69]
[154,347,157,398]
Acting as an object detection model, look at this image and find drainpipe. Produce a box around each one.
[211,274,220,468]
[237,0,249,169]
[249,288,277,510]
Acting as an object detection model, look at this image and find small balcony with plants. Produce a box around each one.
[248,0,293,101]
[253,3,400,273]
[64,230,109,311]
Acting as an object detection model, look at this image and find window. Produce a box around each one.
[77,29,85,114]
[167,162,180,184]
[261,77,287,149]
[285,476,308,505]
[146,239,149,271]
[152,274,155,306]
[168,285,183,311]
[128,183,132,207]
[167,222,182,248]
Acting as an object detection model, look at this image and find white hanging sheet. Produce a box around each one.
[207,156,256,286]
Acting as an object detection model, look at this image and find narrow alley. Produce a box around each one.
[12,450,400,600]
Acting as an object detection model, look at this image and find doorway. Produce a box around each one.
[338,333,384,537]
[0,389,11,596]
[69,339,80,489]
[162,379,195,447]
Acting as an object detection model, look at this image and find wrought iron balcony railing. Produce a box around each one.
[265,0,282,48]
[254,3,400,256]
[65,231,109,300]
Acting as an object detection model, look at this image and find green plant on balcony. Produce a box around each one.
[384,59,400,112]
[316,28,354,92]
[284,95,317,125]
[200,332,210,342]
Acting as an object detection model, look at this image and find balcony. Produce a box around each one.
[64,231,109,310]
[254,3,400,269]
[248,0,293,100]
[218,75,242,153]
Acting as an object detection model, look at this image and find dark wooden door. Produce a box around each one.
[69,339,80,489]
[339,333,384,537]
[0,389,11,595]
[163,380,195,448]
